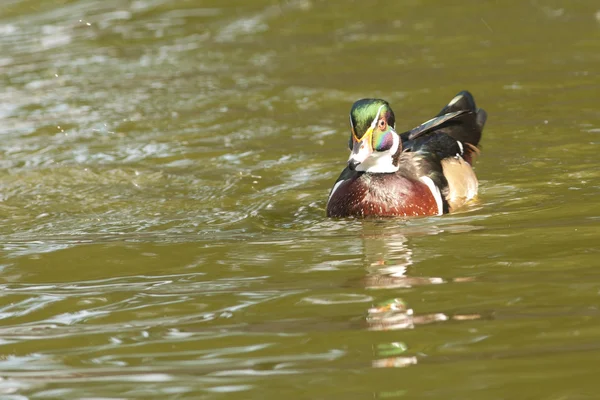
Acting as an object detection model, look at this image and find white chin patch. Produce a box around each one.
[356,131,400,173]
[356,152,398,173]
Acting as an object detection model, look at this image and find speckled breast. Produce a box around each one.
[326,173,440,218]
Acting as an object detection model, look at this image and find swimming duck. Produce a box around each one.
[326,91,487,218]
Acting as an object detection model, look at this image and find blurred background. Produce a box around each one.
[0,0,599,398]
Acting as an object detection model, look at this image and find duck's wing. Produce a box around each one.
[406,110,468,141]
[401,90,486,147]
[397,91,487,211]
[400,90,486,164]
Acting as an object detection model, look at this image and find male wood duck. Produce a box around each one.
[326,91,487,218]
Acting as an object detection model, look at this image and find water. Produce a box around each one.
[1,0,599,398]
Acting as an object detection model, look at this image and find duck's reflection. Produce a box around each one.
[358,222,481,374]
[367,298,449,332]
[361,222,446,291]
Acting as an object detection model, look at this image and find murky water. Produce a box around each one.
[1,0,599,398]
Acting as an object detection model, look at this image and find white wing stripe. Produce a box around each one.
[327,180,344,203]
[419,176,443,216]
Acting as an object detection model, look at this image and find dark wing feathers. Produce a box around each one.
[397,91,486,208]
[403,91,485,147]
[438,90,477,116]
[406,110,468,141]
[400,91,486,164]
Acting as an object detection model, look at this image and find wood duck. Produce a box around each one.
[326,91,487,218]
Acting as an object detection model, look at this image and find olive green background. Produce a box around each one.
[0,0,599,398]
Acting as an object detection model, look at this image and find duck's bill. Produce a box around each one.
[348,128,373,171]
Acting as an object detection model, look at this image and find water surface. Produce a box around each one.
[1,0,599,398]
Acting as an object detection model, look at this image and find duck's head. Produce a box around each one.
[348,99,401,173]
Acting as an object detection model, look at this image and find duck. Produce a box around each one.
[326,90,487,218]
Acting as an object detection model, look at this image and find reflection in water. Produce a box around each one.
[364,235,445,289]
[358,223,481,379]
[361,223,444,292]
[367,298,449,332]
[1,0,598,397]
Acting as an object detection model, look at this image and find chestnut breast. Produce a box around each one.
[326,173,440,218]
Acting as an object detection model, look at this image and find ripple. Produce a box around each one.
[1,0,599,399]
[300,294,373,305]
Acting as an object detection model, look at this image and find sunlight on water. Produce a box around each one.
[0,0,599,398]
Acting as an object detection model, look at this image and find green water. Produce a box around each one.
[1,0,599,398]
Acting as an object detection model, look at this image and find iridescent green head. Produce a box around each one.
[347,99,401,173]
[349,99,396,143]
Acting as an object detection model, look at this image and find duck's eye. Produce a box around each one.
[378,119,387,130]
